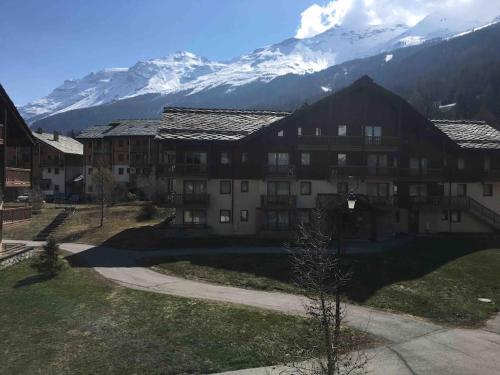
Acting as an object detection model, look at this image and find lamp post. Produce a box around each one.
[334,192,357,357]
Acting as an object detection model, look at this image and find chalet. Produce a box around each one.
[32,129,84,198]
[0,84,35,240]
[78,77,500,239]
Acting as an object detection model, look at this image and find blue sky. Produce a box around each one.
[0,0,313,105]
[2,0,499,106]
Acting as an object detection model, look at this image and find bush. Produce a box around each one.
[136,203,158,222]
[31,236,62,278]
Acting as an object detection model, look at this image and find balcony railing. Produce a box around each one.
[317,194,393,209]
[398,168,444,179]
[265,164,295,177]
[174,163,208,176]
[164,193,210,208]
[298,135,399,148]
[484,169,500,181]
[5,167,31,188]
[261,195,297,209]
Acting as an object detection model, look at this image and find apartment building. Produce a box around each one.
[78,76,500,239]
[0,84,35,241]
[33,130,84,198]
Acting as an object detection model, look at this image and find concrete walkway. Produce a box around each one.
[7,240,500,375]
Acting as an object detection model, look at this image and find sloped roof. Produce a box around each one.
[33,132,83,155]
[156,107,290,141]
[431,120,500,149]
[0,84,35,144]
[76,119,162,139]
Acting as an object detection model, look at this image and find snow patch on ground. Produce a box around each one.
[385,54,393,62]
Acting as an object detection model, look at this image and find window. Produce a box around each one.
[457,158,465,170]
[483,184,493,197]
[457,184,467,197]
[126,168,130,174]
[436,183,445,196]
[365,126,381,144]
[241,152,248,163]
[266,210,290,230]
[88,167,93,174]
[220,210,232,223]
[450,210,461,223]
[221,152,231,165]
[367,154,387,174]
[54,168,59,175]
[184,180,206,194]
[441,210,449,221]
[54,184,60,191]
[300,181,312,195]
[409,183,427,197]
[338,125,347,136]
[277,130,284,137]
[241,180,249,193]
[268,181,290,195]
[367,183,389,197]
[337,182,348,195]
[268,152,289,166]
[484,157,491,171]
[240,210,248,222]
[220,180,232,194]
[118,168,124,175]
[337,153,347,166]
[301,152,311,166]
[297,127,302,136]
[315,127,321,136]
[47,168,52,174]
[184,210,206,225]
[185,151,207,165]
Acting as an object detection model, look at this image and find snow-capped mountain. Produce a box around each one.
[20,13,500,123]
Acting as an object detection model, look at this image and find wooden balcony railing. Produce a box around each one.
[261,195,297,209]
[5,167,31,188]
[398,168,444,179]
[2,206,32,223]
[164,193,210,208]
[265,165,295,177]
[317,194,394,209]
[174,163,208,176]
[298,135,399,148]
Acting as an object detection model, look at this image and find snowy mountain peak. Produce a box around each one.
[20,14,498,123]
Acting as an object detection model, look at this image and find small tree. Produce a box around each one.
[92,167,116,227]
[32,236,62,277]
[286,209,366,375]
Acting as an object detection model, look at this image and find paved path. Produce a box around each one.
[7,240,500,375]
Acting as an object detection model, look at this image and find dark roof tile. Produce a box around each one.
[431,119,500,149]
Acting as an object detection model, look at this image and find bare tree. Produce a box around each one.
[285,209,367,375]
[92,167,116,227]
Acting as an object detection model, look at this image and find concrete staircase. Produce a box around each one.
[445,196,500,231]
[34,207,75,241]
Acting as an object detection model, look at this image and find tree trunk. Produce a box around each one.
[100,184,104,227]
[320,293,335,375]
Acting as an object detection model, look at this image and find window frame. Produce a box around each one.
[220,180,232,195]
[240,210,249,222]
[219,209,232,224]
[220,152,231,165]
[338,124,347,137]
[241,180,249,193]
[301,152,311,166]
[483,184,493,197]
[300,181,312,195]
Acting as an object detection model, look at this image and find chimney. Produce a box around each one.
[36,127,43,134]
[53,131,59,141]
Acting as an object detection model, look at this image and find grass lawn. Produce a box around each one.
[146,237,500,326]
[53,204,170,245]
[3,204,64,240]
[0,259,373,374]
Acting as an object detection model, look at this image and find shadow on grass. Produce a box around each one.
[14,273,54,288]
[142,235,499,302]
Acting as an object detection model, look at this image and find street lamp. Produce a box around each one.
[347,193,357,210]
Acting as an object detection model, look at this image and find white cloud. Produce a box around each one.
[295,0,500,39]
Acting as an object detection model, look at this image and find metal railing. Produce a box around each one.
[266,164,295,176]
[164,193,210,208]
[261,195,297,209]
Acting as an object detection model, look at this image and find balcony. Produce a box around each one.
[330,165,366,178]
[164,193,210,208]
[298,135,399,150]
[5,167,31,188]
[317,194,393,209]
[156,164,176,176]
[484,169,500,181]
[260,195,297,209]
[398,168,444,180]
[174,163,208,176]
[265,164,295,178]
